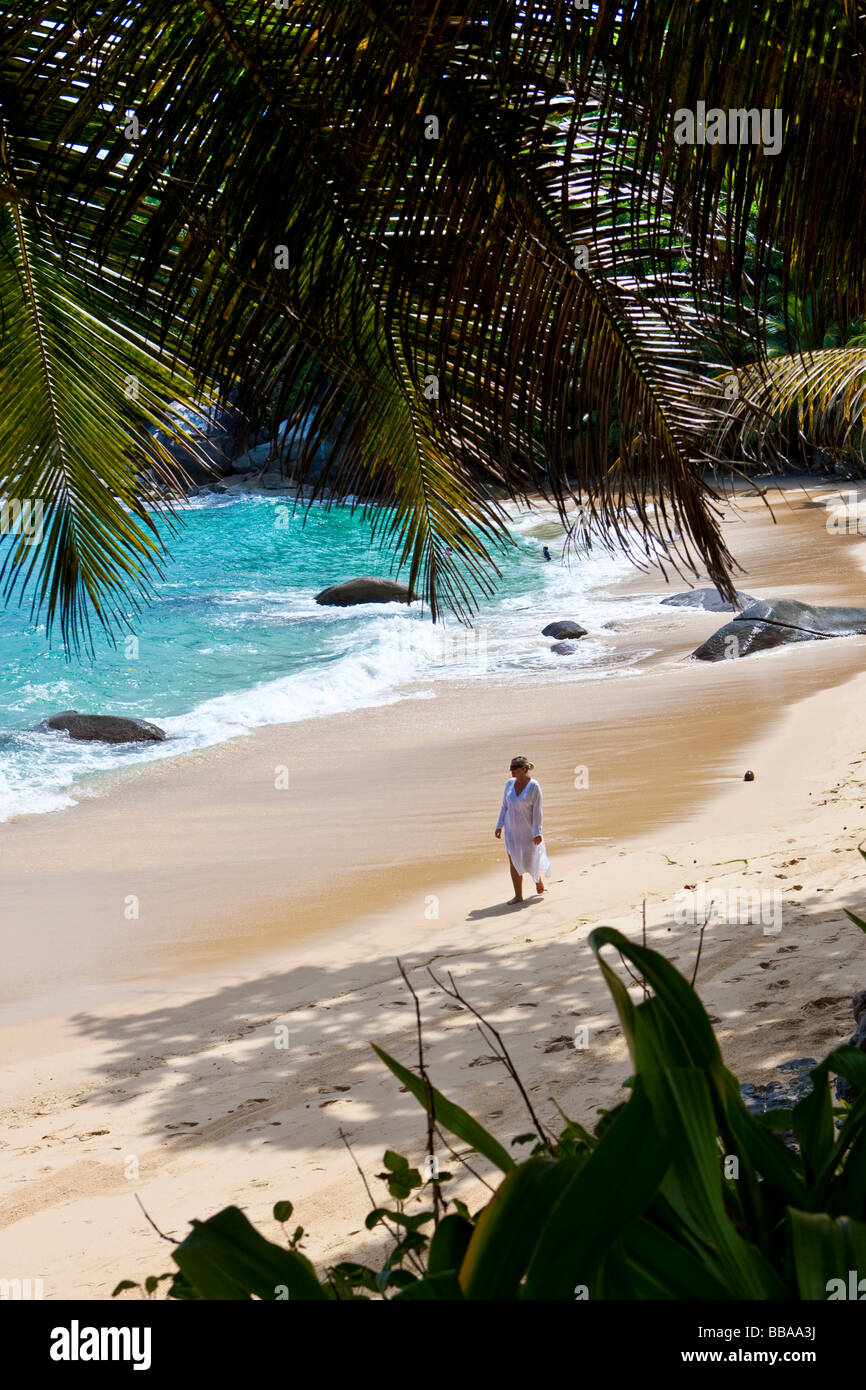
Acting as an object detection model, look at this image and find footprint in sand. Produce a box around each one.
[468,1055,500,1067]
[541,1036,573,1053]
[804,995,850,1012]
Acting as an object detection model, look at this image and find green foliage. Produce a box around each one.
[371,1042,516,1174]
[11,3,866,640]
[0,184,205,652]
[116,881,866,1300]
[15,1,824,649]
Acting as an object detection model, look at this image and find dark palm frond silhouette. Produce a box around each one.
[3,3,866,646]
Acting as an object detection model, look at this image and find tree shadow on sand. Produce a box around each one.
[65,886,866,1187]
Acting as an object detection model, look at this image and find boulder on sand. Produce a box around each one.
[315,577,416,607]
[661,587,758,613]
[692,597,866,661]
[541,620,587,639]
[38,710,167,744]
[835,991,866,1105]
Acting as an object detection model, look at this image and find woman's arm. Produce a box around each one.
[530,782,543,838]
[495,783,509,831]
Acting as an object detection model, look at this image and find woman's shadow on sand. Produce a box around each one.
[467,896,540,919]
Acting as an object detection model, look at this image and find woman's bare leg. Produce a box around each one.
[507,856,523,904]
[535,877,545,895]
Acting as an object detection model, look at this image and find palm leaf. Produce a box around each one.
[711,347,866,468]
[0,165,209,650]
[5,1,750,641]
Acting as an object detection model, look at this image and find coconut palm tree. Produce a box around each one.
[2,2,865,649]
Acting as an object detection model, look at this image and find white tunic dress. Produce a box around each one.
[496,777,551,879]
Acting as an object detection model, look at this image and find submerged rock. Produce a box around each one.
[315,577,416,606]
[541,620,587,639]
[661,587,758,613]
[550,641,578,654]
[38,710,167,744]
[692,597,866,661]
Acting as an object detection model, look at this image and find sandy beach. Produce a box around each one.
[2,477,866,1298]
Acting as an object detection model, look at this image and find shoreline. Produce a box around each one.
[2,654,865,1297]
[3,480,866,1021]
[2,479,866,1295]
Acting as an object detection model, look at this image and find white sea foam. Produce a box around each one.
[0,507,674,822]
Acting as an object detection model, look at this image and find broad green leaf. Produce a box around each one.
[640,1066,785,1298]
[460,1155,581,1300]
[589,928,724,1073]
[792,1065,834,1185]
[522,1079,671,1299]
[619,1217,735,1300]
[172,1206,326,1301]
[788,1209,866,1300]
[371,1043,515,1173]
[426,1214,474,1277]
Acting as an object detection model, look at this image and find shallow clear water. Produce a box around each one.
[0,495,666,820]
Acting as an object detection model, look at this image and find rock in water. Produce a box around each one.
[541,620,587,639]
[661,587,757,612]
[39,710,167,744]
[550,641,577,654]
[692,618,815,661]
[315,577,416,606]
[739,598,866,634]
[691,597,866,661]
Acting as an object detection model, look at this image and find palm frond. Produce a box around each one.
[20,3,862,633]
[581,1,866,341]
[711,347,866,470]
[0,142,211,651]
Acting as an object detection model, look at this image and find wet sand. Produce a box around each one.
[2,477,866,1297]
[1,479,864,1017]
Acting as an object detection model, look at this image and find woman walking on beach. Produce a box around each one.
[495,756,550,903]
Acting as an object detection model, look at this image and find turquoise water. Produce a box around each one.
[0,495,664,820]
